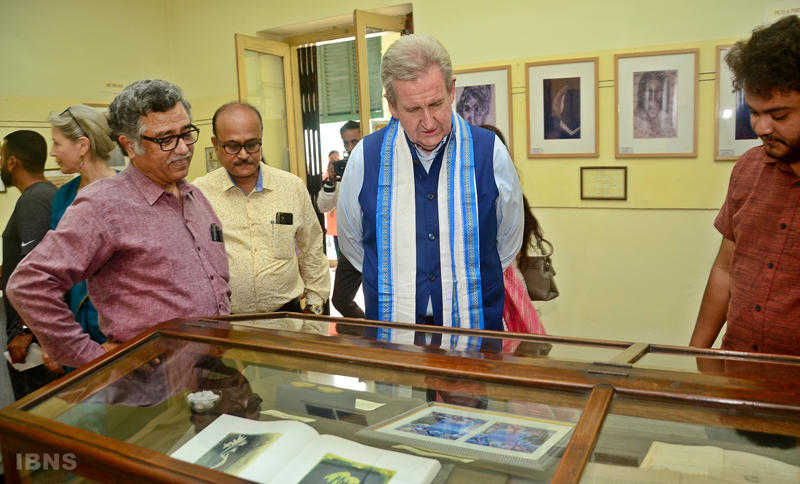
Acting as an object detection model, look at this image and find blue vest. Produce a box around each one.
[358,124,505,345]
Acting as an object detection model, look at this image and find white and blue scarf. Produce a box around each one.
[376,111,484,350]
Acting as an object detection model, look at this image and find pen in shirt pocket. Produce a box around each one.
[210,223,224,242]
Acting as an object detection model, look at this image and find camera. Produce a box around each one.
[333,151,349,181]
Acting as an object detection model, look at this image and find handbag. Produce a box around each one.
[521,238,560,301]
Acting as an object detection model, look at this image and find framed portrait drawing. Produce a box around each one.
[526,58,598,158]
[615,49,698,158]
[715,45,760,161]
[580,166,627,200]
[453,65,513,155]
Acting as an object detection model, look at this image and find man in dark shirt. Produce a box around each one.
[1,130,59,399]
[691,16,800,356]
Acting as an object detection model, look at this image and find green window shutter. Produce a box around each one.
[367,37,383,114]
[317,37,383,124]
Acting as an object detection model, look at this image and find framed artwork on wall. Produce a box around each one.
[371,118,391,133]
[453,65,513,155]
[44,169,78,189]
[205,147,222,173]
[526,58,598,158]
[580,166,627,200]
[714,45,760,161]
[615,49,698,158]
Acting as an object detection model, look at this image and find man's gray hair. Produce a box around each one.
[108,79,192,156]
[381,34,454,105]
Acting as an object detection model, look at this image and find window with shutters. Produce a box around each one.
[317,37,383,123]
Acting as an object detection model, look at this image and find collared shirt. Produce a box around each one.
[412,134,449,172]
[229,166,264,193]
[192,163,330,314]
[715,145,800,355]
[6,163,231,368]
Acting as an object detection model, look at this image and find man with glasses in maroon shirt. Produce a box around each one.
[7,79,231,369]
[691,17,800,356]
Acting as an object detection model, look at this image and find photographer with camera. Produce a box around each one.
[317,121,365,329]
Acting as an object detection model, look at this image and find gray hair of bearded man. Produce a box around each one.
[380,34,454,105]
[108,79,192,156]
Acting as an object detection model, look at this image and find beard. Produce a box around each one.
[0,165,11,188]
[762,133,800,163]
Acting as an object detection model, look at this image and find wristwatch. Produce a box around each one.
[322,179,337,192]
[17,324,31,336]
[306,304,324,315]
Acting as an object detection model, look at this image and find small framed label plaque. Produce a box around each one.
[581,166,627,200]
[205,147,222,173]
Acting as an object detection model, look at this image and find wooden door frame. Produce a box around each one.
[234,34,304,179]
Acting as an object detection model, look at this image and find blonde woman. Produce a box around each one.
[47,106,117,367]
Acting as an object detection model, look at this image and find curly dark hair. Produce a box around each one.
[725,15,800,97]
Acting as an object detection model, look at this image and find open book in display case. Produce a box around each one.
[2,313,800,484]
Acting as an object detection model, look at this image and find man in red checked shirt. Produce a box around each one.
[691,17,800,356]
[7,80,231,370]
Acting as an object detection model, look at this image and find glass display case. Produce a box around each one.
[1,313,800,484]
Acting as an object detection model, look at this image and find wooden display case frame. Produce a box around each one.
[2,314,800,484]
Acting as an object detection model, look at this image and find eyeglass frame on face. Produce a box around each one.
[61,108,89,139]
[219,140,262,155]
[141,125,200,152]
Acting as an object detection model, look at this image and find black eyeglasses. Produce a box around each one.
[61,108,88,139]
[220,141,262,155]
[141,125,200,151]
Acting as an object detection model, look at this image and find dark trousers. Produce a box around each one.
[332,250,365,335]
[7,361,59,401]
[276,297,303,313]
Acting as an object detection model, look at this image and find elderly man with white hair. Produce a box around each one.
[337,35,523,351]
